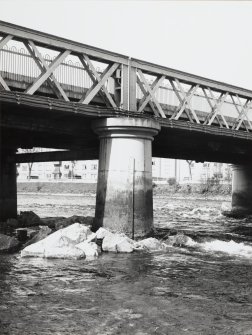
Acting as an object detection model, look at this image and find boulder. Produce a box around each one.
[21,223,92,259]
[168,233,190,247]
[54,215,94,230]
[0,233,20,253]
[95,227,112,239]
[40,217,66,229]
[18,211,42,227]
[76,241,99,257]
[134,237,167,251]
[102,232,135,253]
[6,218,19,229]
[15,228,28,242]
[23,226,52,248]
[44,246,85,260]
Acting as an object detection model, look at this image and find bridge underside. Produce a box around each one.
[1,92,252,229]
[1,92,252,165]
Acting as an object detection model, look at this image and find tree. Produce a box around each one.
[186,160,193,181]
[18,148,41,180]
[71,160,76,179]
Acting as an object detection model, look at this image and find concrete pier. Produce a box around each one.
[0,148,17,221]
[231,164,252,216]
[92,117,160,238]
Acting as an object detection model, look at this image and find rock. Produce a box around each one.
[26,228,40,239]
[54,215,94,230]
[0,233,20,253]
[76,241,99,257]
[135,237,167,251]
[102,232,135,253]
[40,217,66,229]
[6,218,19,229]
[15,228,28,242]
[18,211,42,227]
[95,227,112,239]
[23,226,52,248]
[44,246,85,260]
[21,223,92,259]
[168,233,190,247]
[86,232,97,243]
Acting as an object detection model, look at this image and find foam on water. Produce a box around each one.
[182,236,252,259]
[200,240,252,258]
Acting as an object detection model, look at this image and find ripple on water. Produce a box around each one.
[0,194,251,334]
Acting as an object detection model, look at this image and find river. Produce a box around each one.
[0,193,252,335]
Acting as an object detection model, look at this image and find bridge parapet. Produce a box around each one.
[1,20,252,132]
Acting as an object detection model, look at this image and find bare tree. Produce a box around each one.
[18,148,41,180]
[186,160,193,180]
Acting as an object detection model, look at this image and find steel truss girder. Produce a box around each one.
[1,21,252,132]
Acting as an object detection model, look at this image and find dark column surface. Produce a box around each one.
[231,164,252,216]
[0,147,17,221]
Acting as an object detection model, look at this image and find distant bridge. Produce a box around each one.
[1,21,252,235]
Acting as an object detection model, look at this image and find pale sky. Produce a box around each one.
[0,0,252,90]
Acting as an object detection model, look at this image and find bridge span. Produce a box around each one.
[1,21,252,236]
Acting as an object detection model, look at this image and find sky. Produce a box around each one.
[0,0,252,90]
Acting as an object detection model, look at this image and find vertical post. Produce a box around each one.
[121,64,129,110]
[121,60,137,112]
[129,63,137,112]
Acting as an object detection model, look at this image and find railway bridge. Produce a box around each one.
[1,21,252,236]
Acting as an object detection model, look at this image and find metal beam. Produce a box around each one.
[0,20,129,65]
[15,149,99,163]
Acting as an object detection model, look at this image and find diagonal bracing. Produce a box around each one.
[24,40,69,101]
[79,60,120,105]
[137,69,166,118]
[25,49,71,95]
[0,34,13,90]
[79,54,118,108]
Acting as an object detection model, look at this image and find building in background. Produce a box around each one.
[17,155,232,184]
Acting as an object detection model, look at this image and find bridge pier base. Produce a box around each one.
[231,164,252,216]
[0,148,17,221]
[92,117,160,238]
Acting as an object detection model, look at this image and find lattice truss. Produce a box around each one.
[0,34,122,108]
[1,32,252,132]
[135,68,252,131]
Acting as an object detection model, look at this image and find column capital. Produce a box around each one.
[92,117,160,140]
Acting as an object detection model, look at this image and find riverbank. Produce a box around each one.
[17,182,232,199]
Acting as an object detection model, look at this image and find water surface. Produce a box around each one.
[0,193,251,334]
